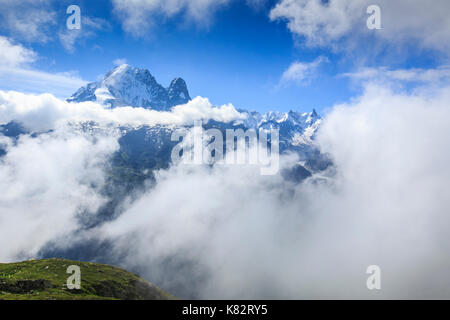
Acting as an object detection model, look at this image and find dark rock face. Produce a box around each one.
[0,121,28,138]
[0,122,29,158]
[282,164,313,183]
[168,77,191,107]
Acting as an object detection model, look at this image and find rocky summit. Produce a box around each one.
[67,64,191,110]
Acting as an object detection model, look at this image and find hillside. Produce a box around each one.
[0,258,174,300]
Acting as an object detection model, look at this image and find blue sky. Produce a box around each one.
[0,0,448,114]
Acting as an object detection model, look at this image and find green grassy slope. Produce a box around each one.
[0,258,174,300]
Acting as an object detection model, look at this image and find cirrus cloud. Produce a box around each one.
[0,37,87,97]
[342,66,450,84]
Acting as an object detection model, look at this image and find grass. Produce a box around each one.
[0,258,174,300]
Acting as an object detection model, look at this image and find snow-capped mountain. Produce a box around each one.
[65,65,329,176]
[68,65,322,148]
[235,109,322,146]
[0,66,331,233]
[67,64,191,110]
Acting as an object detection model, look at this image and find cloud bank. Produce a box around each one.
[0,91,245,131]
[95,81,450,299]
[0,127,119,262]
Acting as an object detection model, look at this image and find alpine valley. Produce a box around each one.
[0,64,332,298]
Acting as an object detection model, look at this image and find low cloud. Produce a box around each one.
[64,78,450,299]
[0,126,119,262]
[0,91,245,132]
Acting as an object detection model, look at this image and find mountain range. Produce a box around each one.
[1,65,330,205]
[66,65,332,227]
[67,64,326,167]
[1,65,331,228]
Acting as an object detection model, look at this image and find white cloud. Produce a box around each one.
[0,91,245,132]
[280,56,327,85]
[0,36,36,68]
[270,0,450,53]
[0,127,119,262]
[270,0,362,46]
[112,0,231,36]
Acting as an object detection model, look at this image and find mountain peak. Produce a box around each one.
[68,65,191,110]
[168,77,191,107]
[107,63,132,74]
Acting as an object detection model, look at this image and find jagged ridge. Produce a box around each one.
[68,64,191,111]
